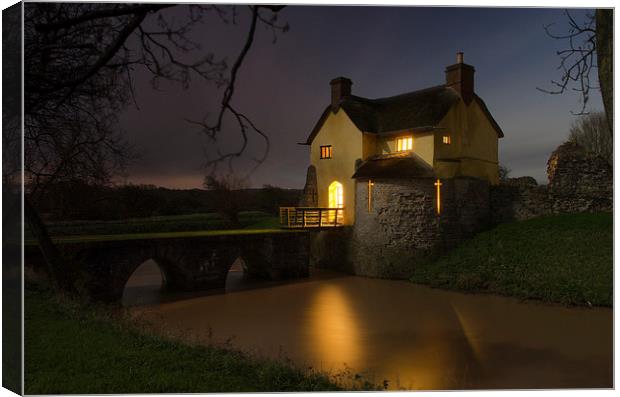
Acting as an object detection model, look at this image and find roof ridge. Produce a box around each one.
[340,84,450,105]
[370,84,449,103]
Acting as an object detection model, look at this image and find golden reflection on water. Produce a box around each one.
[451,303,485,362]
[126,269,613,390]
[307,283,362,369]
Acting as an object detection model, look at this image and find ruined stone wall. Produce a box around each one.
[547,142,613,213]
[491,142,613,222]
[490,177,550,223]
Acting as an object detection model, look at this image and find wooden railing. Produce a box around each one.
[279,207,344,228]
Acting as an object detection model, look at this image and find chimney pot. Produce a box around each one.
[330,77,352,111]
[445,54,475,104]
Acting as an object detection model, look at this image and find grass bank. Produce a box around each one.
[25,228,304,245]
[29,211,280,238]
[24,288,354,393]
[410,213,613,306]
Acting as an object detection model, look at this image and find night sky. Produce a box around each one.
[119,6,602,189]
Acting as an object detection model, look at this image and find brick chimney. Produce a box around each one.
[330,77,352,111]
[445,52,475,104]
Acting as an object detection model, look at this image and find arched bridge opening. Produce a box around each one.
[121,259,166,307]
[24,230,311,304]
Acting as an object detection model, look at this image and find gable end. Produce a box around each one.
[474,94,504,138]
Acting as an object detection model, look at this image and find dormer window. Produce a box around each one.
[320,145,332,159]
[442,135,451,144]
[396,136,413,152]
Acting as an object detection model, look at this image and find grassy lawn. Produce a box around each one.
[24,288,349,394]
[25,228,304,245]
[29,211,281,238]
[410,213,613,306]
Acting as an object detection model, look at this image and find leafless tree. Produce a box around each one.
[203,174,247,227]
[539,9,613,136]
[498,165,511,181]
[568,112,612,165]
[22,3,287,294]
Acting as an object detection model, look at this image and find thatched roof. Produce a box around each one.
[352,152,434,179]
[304,85,504,145]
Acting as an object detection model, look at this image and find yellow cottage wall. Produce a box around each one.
[310,109,364,225]
[461,100,499,184]
[434,100,499,184]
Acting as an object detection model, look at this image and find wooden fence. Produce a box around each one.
[279,207,344,228]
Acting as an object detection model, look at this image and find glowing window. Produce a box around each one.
[396,136,413,151]
[320,145,332,159]
[443,135,451,144]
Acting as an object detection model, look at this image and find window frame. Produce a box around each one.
[320,145,333,159]
[396,136,413,152]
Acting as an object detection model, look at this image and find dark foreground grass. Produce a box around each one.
[24,288,347,394]
[410,213,613,306]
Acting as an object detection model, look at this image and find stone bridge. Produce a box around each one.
[25,230,309,303]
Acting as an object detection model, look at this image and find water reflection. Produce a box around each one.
[126,269,612,390]
[307,284,362,369]
[121,260,164,307]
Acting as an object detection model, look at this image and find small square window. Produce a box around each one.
[396,136,413,151]
[320,145,332,159]
[442,135,451,144]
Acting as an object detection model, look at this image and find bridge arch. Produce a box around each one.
[27,231,311,303]
[110,249,189,303]
[121,259,166,306]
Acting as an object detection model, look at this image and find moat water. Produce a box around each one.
[123,260,612,390]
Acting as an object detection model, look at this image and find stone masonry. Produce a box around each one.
[547,142,613,213]
[491,142,613,222]
[335,177,490,278]
[25,231,310,303]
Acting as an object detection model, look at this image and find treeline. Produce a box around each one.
[31,181,301,221]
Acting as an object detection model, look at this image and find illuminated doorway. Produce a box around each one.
[328,181,344,224]
[328,181,344,208]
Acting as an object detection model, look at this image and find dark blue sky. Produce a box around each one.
[120,6,602,189]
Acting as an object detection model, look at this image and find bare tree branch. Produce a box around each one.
[538,9,598,115]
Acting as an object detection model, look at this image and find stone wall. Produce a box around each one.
[491,142,613,222]
[547,142,613,213]
[25,231,310,303]
[490,177,550,223]
[339,177,490,278]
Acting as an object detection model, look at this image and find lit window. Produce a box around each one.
[443,135,451,144]
[320,145,332,159]
[396,136,413,151]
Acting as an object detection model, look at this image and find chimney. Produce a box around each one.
[330,77,352,111]
[445,52,475,104]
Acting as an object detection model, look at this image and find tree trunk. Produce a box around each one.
[596,9,613,137]
[24,197,77,294]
